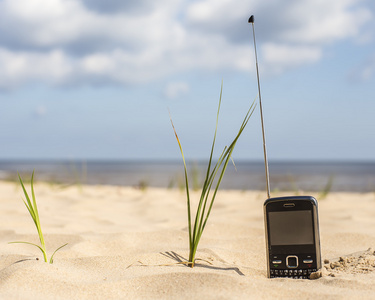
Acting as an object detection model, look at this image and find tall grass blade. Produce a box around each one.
[171,82,256,267]
[10,172,67,263]
[169,112,193,252]
[30,172,46,251]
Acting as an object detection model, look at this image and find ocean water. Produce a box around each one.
[0,160,374,192]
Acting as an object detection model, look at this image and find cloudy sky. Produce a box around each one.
[0,0,374,161]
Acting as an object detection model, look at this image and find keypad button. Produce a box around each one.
[270,269,314,279]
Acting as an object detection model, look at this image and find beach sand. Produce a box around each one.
[1,180,375,299]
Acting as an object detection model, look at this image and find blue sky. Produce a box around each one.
[0,0,374,161]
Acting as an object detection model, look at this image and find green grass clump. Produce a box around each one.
[9,171,67,263]
[170,83,256,267]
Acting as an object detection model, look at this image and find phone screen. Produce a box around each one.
[268,210,314,246]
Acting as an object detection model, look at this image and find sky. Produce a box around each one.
[0,0,374,162]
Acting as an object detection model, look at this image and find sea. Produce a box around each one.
[0,160,374,193]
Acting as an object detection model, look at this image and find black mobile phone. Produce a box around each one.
[264,196,321,279]
[248,16,322,279]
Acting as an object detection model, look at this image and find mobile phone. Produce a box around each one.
[248,16,322,279]
[264,196,321,279]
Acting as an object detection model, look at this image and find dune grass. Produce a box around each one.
[9,171,67,263]
[170,83,256,267]
[318,175,334,200]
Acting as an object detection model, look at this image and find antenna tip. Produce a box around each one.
[248,15,254,23]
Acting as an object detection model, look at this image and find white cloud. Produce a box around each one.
[186,0,373,75]
[0,0,372,89]
[262,43,322,74]
[0,48,73,89]
[280,0,372,44]
[164,81,190,99]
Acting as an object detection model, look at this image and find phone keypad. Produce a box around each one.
[270,268,317,279]
[269,253,317,279]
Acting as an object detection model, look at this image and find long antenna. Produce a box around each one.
[248,15,271,199]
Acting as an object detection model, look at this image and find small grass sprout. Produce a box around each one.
[9,171,67,263]
[170,82,256,267]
